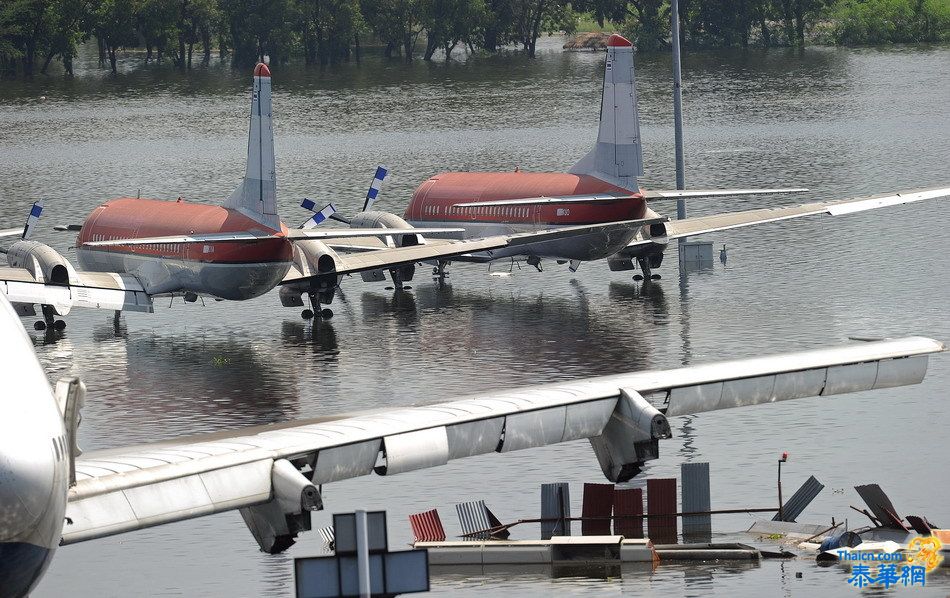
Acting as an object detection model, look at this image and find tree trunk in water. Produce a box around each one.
[759,17,771,47]
[108,47,117,74]
[202,27,211,63]
[40,51,55,75]
[145,44,153,63]
[780,0,795,45]
[354,33,361,63]
[793,0,805,48]
[527,0,544,58]
[424,36,438,61]
[445,41,456,61]
[97,37,106,66]
[403,35,414,61]
[187,43,194,68]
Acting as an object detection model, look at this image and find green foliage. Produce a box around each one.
[1,0,946,77]
[831,0,950,44]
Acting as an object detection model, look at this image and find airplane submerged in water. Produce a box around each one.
[0,63,654,328]
[0,289,944,596]
[308,34,949,279]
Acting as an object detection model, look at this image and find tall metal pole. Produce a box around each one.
[671,0,687,246]
[355,509,371,598]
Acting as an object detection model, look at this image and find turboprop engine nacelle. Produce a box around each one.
[280,240,342,307]
[5,240,79,315]
[349,210,424,283]
[607,207,668,271]
[589,389,673,482]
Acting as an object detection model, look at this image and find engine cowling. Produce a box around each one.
[5,240,78,315]
[349,211,422,282]
[280,240,342,307]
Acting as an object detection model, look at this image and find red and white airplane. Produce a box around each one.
[0,63,655,327]
[345,34,946,278]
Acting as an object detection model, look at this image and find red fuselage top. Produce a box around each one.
[77,198,293,264]
[405,172,646,226]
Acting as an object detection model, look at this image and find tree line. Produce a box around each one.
[1,0,947,77]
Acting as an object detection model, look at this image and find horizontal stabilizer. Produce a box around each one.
[454,192,636,208]
[642,188,808,199]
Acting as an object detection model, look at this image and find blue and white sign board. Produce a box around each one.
[334,511,388,554]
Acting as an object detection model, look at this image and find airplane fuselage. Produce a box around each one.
[404,171,648,261]
[0,297,69,597]
[76,198,294,300]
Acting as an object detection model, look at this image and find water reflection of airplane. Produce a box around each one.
[0,65,649,331]
[360,282,662,374]
[1,291,944,596]
[314,35,949,280]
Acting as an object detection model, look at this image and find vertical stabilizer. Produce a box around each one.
[569,34,644,191]
[225,63,280,230]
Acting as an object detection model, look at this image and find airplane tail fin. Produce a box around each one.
[569,34,643,192]
[224,63,281,231]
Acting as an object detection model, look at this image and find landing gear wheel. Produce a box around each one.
[320,308,334,319]
[54,320,66,330]
[650,274,661,280]
[34,321,46,331]
[633,274,644,281]
[301,309,314,320]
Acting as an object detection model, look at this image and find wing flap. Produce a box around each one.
[64,336,942,544]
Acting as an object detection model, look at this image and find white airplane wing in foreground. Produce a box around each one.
[624,186,950,250]
[62,335,944,552]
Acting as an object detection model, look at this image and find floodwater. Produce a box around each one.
[2,36,949,597]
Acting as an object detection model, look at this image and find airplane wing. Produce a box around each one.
[641,188,808,199]
[83,228,466,247]
[623,185,950,250]
[453,192,635,208]
[62,335,944,547]
[452,188,809,208]
[0,267,153,314]
[281,217,666,284]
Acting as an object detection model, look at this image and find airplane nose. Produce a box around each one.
[0,432,55,543]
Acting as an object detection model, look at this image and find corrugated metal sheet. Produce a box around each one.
[647,478,677,544]
[582,483,614,536]
[409,509,446,542]
[613,488,643,538]
[854,484,906,529]
[541,482,571,539]
[681,462,711,540]
[772,476,824,523]
[456,500,492,540]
